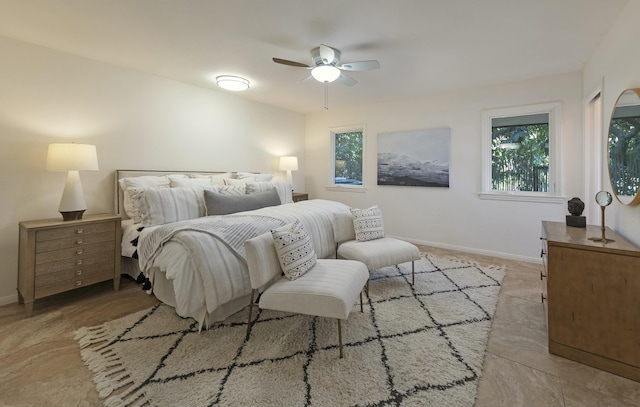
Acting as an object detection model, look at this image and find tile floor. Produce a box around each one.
[0,245,639,407]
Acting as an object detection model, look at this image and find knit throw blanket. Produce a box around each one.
[137,214,288,273]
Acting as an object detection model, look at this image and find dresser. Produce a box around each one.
[540,221,640,381]
[18,214,121,317]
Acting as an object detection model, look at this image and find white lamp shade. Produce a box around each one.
[279,156,299,171]
[46,143,99,171]
[311,65,341,83]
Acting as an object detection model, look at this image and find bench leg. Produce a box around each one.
[412,260,415,285]
[338,319,343,358]
[360,291,363,312]
[246,289,256,338]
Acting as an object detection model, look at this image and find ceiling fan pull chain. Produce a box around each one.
[324,82,329,110]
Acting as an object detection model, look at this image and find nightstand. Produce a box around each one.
[292,192,309,202]
[18,214,122,317]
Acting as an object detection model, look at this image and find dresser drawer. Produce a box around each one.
[35,248,115,275]
[35,230,115,253]
[35,241,115,265]
[35,264,115,298]
[36,221,115,242]
[35,260,114,288]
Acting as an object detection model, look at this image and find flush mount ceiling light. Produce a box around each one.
[311,65,341,83]
[216,75,250,91]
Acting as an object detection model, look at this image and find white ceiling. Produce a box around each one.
[0,0,629,113]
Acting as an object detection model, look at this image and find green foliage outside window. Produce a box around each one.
[334,131,363,184]
[491,123,549,192]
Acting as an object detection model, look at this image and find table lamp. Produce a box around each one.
[46,143,99,221]
[279,156,298,191]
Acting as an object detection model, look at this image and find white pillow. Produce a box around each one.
[351,205,385,242]
[170,177,213,188]
[246,182,292,204]
[238,172,274,182]
[190,172,231,186]
[139,187,206,227]
[216,185,246,196]
[271,220,317,280]
[120,176,171,221]
[224,177,255,186]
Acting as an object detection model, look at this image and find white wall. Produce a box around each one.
[583,0,640,248]
[0,36,305,305]
[305,72,584,261]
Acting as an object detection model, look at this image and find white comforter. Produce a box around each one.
[137,199,350,325]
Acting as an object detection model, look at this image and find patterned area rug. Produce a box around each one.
[75,253,504,407]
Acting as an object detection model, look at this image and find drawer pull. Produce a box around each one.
[76,259,83,265]
[76,239,83,245]
[540,272,547,280]
[76,228,84,234]
[75,280,82,287]
[76,249,83,255]
[540,249,546,257]
[541,293,546,303]
[76,270,83,276]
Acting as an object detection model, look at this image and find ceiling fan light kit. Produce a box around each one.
[272,44,380,108]
[311,65,341,83]
[216,75,250,91]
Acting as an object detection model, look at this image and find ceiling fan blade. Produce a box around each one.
[336,73,357,87]
[272,57,311,68]
[339,60,380,71]
[319,44,336,64]
[298,75,315,85]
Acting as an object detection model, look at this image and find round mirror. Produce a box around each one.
[608,88,640,205]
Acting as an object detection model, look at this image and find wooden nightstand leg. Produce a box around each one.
[113,276,121,291]
[25,301,34,318]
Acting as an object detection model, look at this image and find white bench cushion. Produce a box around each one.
[337,237,420,271]
[259,259,368,320]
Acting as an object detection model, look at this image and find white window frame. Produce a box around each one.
[480,102,564,204]
[327,124,367,192]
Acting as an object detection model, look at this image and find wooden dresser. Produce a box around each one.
[540,221,640,381]
[18,214,121,317]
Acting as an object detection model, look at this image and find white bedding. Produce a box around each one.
[137,199,350,327]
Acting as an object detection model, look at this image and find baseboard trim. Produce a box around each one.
[0,293,18,307]
[389,235,541,264]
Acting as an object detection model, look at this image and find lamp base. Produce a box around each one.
[61,210,85,221]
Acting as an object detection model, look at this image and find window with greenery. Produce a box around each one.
[330,127,364,186]
[482,102,561,201]
[491,114,549,192]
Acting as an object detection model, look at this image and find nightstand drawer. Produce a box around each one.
[35,249,115,275]
[36,221,115,241]
[35,241,116,265]
[35,260,115,288]
[36,230,115,253]
[35,265,115,298]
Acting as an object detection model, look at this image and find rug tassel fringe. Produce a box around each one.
[105,388,149,407]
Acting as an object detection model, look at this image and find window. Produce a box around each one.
[330,126,364,187]
[481,102,562,202]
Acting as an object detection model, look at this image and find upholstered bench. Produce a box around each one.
[244,231,369,358]
[332,211,421,286]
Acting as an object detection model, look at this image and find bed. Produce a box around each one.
[115,170,350,328]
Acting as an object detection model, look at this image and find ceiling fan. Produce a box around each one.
[272,44,380,86]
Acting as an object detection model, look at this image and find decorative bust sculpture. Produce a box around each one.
[566,197,586,227]
[567,197,585,216]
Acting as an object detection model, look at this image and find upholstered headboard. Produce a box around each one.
[115,169,231,219]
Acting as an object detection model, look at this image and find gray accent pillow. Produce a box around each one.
[204,187,281,215]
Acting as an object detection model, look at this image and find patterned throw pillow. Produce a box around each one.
[271,220,317,280]
[351,205,385,242]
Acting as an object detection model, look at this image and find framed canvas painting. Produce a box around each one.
[377,128,450,187]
